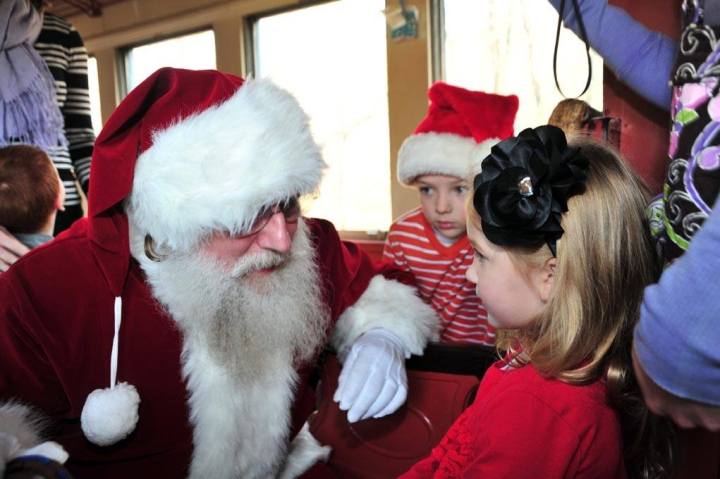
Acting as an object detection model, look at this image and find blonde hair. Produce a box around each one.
[468,138,674,478]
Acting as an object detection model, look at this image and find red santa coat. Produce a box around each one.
[0,69,439,478]
[0,214,426,478]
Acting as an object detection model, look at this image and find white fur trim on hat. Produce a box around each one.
[397,132,499,185]
[128,78,326,252]
[330,275,440,359]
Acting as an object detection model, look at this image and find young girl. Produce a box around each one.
[400,126,673,478]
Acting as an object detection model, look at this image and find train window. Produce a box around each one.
[438,0,603,131]
[251,0,392,233]
[123,30,216,92]
[87,56,102,135]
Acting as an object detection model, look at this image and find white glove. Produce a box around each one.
[333,328,409,423]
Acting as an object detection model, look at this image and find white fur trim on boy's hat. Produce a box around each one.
[397,132,498,185]
[128,78,326,253]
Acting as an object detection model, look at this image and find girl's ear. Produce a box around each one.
[537,257,557,303]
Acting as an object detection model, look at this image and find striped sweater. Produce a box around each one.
[383,207,494,345]
[34,13,95,210]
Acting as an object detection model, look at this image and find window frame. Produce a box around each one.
[245,0,394,239]
[429,0,444,84]
[86,54,103,136]
[119,26,216,98]
[75,0,432,240]
[243,0,336,78]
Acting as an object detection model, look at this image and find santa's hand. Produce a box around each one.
[333,328,408,423]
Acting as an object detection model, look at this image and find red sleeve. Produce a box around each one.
[307,219,415,321]
[0,273,68,417]
[377,222,415,286]
[460,389,584,478]
[400,385,594,478]
[381,222,401,266]
[397,455,438,478]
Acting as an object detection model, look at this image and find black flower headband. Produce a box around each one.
[472,125,588,256]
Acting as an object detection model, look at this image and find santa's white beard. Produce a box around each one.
[130,219,331,478]
[139,219,330,382]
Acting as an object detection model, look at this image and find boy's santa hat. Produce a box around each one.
[397,82,518,185]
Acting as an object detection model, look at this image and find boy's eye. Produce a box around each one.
[455,186,468,195]
[418,186,433,195]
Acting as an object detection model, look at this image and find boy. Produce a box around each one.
[0,145,65,251]
[383,82,518,344]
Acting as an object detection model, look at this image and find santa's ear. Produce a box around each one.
[144,234,168,262]
[537,257,557,303]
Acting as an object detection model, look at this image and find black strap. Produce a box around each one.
[553,0,593,98]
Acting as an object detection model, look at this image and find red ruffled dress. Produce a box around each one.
[399,360,628,479]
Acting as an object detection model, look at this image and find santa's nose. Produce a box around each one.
[255,212,293,254]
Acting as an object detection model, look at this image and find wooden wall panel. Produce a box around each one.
[604,0,681,193]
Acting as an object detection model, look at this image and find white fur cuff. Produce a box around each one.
[330,276,439,359]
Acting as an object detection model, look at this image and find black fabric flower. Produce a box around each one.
[472,125,588,255]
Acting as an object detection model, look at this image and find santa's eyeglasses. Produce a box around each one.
[236,196,301,238]
[144,197,301,262]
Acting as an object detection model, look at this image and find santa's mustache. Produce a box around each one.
[230,250,290,278]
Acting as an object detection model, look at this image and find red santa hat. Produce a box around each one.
[89,67,326,254]
[80,67,326,447]
[397,82,519,185]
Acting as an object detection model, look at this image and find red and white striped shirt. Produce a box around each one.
[383,207,494,345]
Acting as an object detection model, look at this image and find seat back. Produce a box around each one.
[309,341,720,478]
[348,239,385,263]
[309,343,498,478]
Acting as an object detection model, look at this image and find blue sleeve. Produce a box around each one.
[634,203,720,406]
[547,0,677,110]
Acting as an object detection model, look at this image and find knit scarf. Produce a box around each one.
[0,0,66,149]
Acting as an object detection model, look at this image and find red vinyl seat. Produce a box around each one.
[308,341,720,479]
[309,343,498,478]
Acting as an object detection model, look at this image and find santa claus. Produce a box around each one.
[0,68,438,478]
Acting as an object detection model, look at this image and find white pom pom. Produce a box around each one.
[81,382,140,446]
